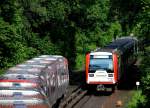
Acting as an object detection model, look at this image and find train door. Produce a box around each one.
[57,61,64,98]
[40,67,50,98]
[56,61,61,99]
[53,61,59,102]
[50,63,58,105]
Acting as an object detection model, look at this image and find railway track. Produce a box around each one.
[59,87,87,108]
[62,82,135,108]
[73,89,134,108]
[57,72,136,108]
[57,70,87,108]
[62,65,138,108]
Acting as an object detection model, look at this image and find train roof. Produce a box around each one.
[95,36,138,54]
[105,37,137,49]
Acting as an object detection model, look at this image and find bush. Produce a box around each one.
[127,90,145,108]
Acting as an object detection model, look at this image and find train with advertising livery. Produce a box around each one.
[85,37,138,92]
[0,55,69,108]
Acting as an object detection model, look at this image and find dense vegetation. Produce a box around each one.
[0,0,148,69]
[0,0,122,70]
[0,0,150,107]
[139,46,150,107]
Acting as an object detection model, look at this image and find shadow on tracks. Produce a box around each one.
[69,70,85,86]
[87,89,112,96]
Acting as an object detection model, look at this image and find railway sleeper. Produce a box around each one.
[58,88,87,108]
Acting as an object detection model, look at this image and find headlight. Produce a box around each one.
[108,74,113,77]
[89,74,94,77]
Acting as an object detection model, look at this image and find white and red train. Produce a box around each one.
[85,37,138,91]
[0,55,69,108]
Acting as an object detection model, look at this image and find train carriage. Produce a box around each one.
[85,37,138,92]
[0,55,69,108]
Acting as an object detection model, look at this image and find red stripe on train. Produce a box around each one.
[85,53,90,82]
[0,80,34,83]
[113,53,118,83]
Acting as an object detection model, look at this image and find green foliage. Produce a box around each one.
[110,0,150,40]
[138,46,150,107]
[75,54,85,70]
[0,0,148,71]
[127,90,145,108]
[109,0,150,107]
[0,0,60,70]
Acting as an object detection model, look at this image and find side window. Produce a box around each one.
[58,63,65,75]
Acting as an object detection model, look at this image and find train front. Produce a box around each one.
[86,51,118,92]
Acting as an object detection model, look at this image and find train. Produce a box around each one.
[0,55,69,108]
[85,37,138,92]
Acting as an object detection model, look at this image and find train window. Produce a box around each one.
[59,59,63,62]
[92,55,111,59]
[31,65,45,68]
[62,69,66,75]
[53,55,62,58]
[27,68,40,72]
[57,66,65,75]
[89,57,113,71]
[40,61,52,64]
[26,60,35,63]
[32,58,43,60]
[48,66,52,69]
[44,58,57,61]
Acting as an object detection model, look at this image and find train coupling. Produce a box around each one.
[96,84,105,91]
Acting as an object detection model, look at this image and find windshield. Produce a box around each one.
[89,58,113,71]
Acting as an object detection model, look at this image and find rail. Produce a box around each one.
[59,87,87,108]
